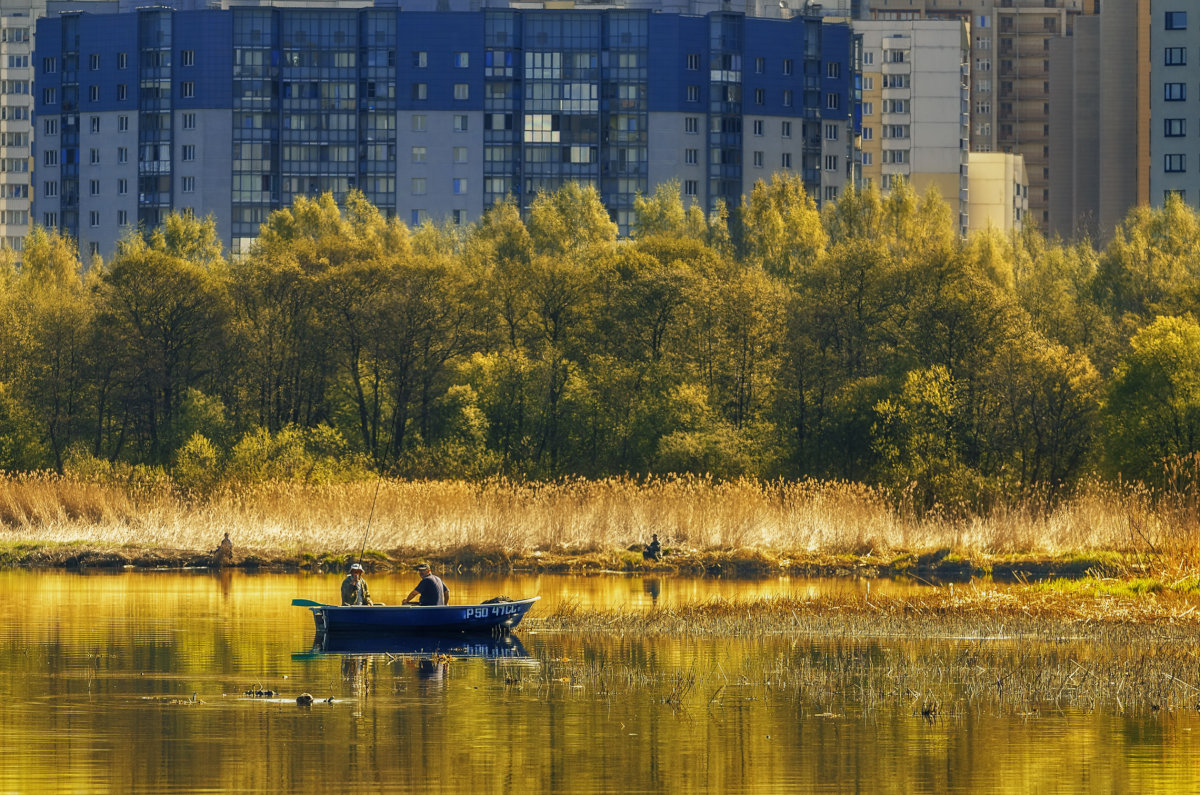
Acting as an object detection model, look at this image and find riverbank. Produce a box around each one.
[0,538,1165,584]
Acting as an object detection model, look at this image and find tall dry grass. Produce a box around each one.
[0,472,1197,562]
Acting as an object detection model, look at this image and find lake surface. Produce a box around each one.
[2,569,1199,793]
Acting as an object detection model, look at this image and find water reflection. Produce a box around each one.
[2,570,1200,792]
[302,631,530,659]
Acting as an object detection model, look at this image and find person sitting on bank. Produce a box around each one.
[213,532,234,566]
[341,563,373,606]
[403,562,449,606]
[643,534,662,561]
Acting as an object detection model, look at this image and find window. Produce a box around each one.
[685,117,698,134]
[118,179,128,195]
[411,209,427,226]
[754,57,764,73]
[89,179,100,196]
[90,116,100,133]
[824,155,838,171]
[453,146,468,163]
[685,148,698,165]
[781,121,791,138]
[44,118,57,135]
[861,152,873,166]
[453,178,467,195]
[1165,154,1186,172]
[413,51,427,68]
[453,115,468,132]
[454,83,469,100]
[1165,82,1186,101]
[43,181,56,197]
[118,210,128,226]
[42,88,55,104]
[753,151,763,168]
[1165,12,1187,30]
[1165,118,1187,137]
[117,84,127,101]
[863,77,874,91]
[826,93,841,110]
[182,145,195,161]
[686,85,699,102]
[825,124,838,140]
[453,210,465,225]
[1166,190,1186,202]
[1165,47,1187,65]
[862,127,873,141]
[89,53,99,70]
[412,114,427,132]
[182,113,195,130]
[89,211,99,228]
[454,52,469,68]
[42,57,56,73]
[43,213,56,228]
[89,85,99,102]
[412,146,426,163]
[118,147,128,163]
[782,58,793,75]
[412,177,426,195]
[783,89,793,107]
[862,101,874,116]
[412,83,427,100]
[89,149,99,164]
[824,186,838,201]
[752,119,763,136]
[686,53,700,70]
[118,115,129,132]
[181,49,194,67]
[117,52,127,69]
[781,152,792,168]
[181,81,194,99]
[754,88,764,105]
[181,177,194,193]
[683,180,697,196]
[827,62,840,78]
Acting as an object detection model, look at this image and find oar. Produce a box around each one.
[291,598,328,607]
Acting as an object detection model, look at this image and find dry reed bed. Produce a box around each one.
[510,591,1200,714]
[0,474,1195,563]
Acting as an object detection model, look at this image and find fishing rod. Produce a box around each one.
[357,454,387,565]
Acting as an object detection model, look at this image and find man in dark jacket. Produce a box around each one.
[403,562,449,606]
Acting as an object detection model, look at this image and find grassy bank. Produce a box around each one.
[0,473,1196,582]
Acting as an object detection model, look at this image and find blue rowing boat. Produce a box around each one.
[292,596,540,633]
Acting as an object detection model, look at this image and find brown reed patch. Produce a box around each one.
[0,474,1198,578]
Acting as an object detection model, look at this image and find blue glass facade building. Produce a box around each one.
[34,6,855,252]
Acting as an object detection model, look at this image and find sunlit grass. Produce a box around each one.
[0,473,1198,576]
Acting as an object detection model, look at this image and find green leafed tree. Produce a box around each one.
[1104,315,1200,480]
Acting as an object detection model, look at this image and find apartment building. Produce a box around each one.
[32,6,857,254]
[856,19,969,235]
[864,0,1097,233]
[1151,5,1199,207]
[1046,1,1147,242]
[967,150,1027,233]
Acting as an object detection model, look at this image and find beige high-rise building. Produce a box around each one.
[856,20,970,236]
[864,0,1098,232]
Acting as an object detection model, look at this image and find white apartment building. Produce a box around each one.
[855,19,970,235]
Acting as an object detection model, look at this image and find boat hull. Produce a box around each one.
[305,597,540,634]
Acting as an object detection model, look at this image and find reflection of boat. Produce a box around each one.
[292,596,540,633]
[301,631,530,658]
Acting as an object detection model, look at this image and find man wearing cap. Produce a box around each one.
[403,562,450,606]
[341,563,374,606]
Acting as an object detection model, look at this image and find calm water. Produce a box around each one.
[1,570,1199,793]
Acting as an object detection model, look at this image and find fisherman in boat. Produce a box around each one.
[341,563,374,605]
[402,562,450,606]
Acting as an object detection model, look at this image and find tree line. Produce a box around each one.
[1,176,1198,508]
